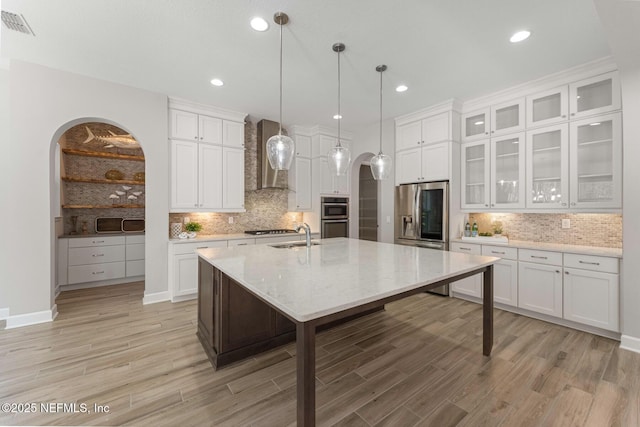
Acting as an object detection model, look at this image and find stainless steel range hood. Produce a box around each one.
[256,119,289,189]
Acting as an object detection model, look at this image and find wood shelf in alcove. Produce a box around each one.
[61,176,144,186]
[62,204,145,209]
[61,148,145,162]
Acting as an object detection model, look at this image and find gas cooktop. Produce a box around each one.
[244,229,298,235]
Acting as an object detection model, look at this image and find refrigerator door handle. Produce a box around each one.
[414,187,421,240]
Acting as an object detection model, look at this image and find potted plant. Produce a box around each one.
[184,221,203,238]
[492,221,503,236]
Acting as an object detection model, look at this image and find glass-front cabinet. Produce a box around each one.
[569,71,621,119]
[526,86,568,128]
[491,133,525,209]
[569,113,622,208]
[526,124,569,209]
[461,109,490,142]
[491,98,524,136]
[461,140,490,209]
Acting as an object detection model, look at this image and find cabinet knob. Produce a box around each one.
[491,204,495,207]
[556,270,560,273]
[571,202,576,206]
[571,113,575,116]
[485,204,488,207]
[485,132,489,135]
[194,204,198,207]
[417,141,420,145]
[194,136,198,139]
[491,131,494,134]
[200,137,203,140]
[565,271,569,275]
[562,202,567,206]
[562,115,566,118]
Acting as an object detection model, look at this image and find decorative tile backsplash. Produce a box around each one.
[468,213,622,248]
[168,120,303,236]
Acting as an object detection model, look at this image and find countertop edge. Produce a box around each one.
[451,238,622,258]
[169,232,320,244]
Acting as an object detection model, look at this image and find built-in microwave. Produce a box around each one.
[321,197,349,219]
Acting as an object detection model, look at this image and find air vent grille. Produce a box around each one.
[1,10,34,36]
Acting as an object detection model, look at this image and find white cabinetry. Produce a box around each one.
[125,235,145,277]
[563,253,619,331]
[462,98,524,142]
[169,99,246,213]
[461,140,490,209]
[526,124,569,209]
[482,245,518,307]
[518,248,564,317]
[569,71,621,120]
[490,132,525,209]
[288,132,312,211]
[395,112,452,185]
[526,86,568,128]
[317,157,349,195]
[450,242,482,298]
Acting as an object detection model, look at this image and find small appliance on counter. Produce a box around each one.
[96,217,145,233]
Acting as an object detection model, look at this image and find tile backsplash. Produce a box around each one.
[168,120,303,236]
[468,213,622,248]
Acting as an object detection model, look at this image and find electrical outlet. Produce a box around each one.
[183,217,190,224]
[228,217,234,224]
[386,216,391,224]
[562,219,570,229]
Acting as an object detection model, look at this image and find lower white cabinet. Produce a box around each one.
[563,267,619,332]
[518,261,563,317]
[173,254,199,298]
[450,242,482,298]
[482,245,518,307]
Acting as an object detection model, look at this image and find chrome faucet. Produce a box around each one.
[295,222,312,247]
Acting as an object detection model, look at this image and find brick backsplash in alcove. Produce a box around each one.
[468,213,622,248]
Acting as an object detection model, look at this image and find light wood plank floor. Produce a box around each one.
[1,281,639,426]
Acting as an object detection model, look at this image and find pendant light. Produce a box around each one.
[327,42,351,176]
[370,65,393,180]
[266,12,295,171]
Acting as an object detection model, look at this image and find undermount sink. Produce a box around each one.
[270,241,320,249]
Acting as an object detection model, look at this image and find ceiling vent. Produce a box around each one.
[1,10,35,36]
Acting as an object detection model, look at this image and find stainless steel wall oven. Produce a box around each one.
[321,197,349,238]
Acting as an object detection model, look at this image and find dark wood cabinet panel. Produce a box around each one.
[275,312,296,335]
[197,258,215,350]
[219,274,275,353]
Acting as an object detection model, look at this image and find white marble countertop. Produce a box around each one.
[169,232,319,244]
[451,238,622,258]
[197,237,499,322]
[60,232,145,238]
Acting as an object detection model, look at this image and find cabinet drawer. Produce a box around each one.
[450,242,481,255]
[482,245,518,260]
[228,238,256,247]
[126,260,145,277]
[126,235,145,245]
[68,262,125,284]
[68,236,125,248]
[563,253,619,274]
[126,243,145,261]
[68,245,125,266]
[172,240,227,255]
[519,249,562,266]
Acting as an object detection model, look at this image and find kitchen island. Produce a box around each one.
[196,238,499,426]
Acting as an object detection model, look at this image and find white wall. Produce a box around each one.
[1,61,168,321]
[0,66,9,315]
[350,118,395,243]
[594,0,640,349]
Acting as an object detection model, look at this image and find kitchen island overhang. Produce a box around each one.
[196,237,499,426]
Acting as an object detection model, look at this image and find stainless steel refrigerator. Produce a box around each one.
[395,181,449,295]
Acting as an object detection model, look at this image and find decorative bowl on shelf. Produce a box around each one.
[133,172,145,182]
[105,169,124,180]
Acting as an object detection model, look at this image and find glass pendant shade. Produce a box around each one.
[370,152,392,180]
[267,133,295,170]
[327,144,351,176]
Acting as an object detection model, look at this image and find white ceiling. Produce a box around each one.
[1,0,611,133]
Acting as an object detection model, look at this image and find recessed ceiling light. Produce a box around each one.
[474,121,484,126]
[510,30,531,43]
[333,114,342,120]
[396,85,408,93]
[210,78,224,87]
[250,17,269,31]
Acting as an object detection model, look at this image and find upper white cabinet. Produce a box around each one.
[490,132,525,209]
[461,140,490,209]
[170,109,222,144]
[526,124,570,209]
[526,86,569,128]
[318,157,349,195]
[169,99,246,213]
[569,113,622,209]
[569,71,621,120]
[462,108,490,141]
[490,98,525,137]
[288,132,313,211]
[395,111,453,185]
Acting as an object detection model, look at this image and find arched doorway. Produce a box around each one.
[50,119,146,304]
[350,152,381,241]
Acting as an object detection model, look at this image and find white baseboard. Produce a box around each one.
[0,308,9,320]
[171,294,197,303]
[143,291,171,305]
[5,309,54,329]
[620,335,640,354]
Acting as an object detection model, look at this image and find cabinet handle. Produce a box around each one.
[531,255,548,259]
[92,240,105,244]
[571,202,576,206]
[92,254,105,257]
[562,115,566,118]
[197,246,207,249]
[579,260,600,266]
[236,243,248,246]
[561,203,567,206]
[491,251,505,255]
[484,204,488,207]
[565,271,569,275]
[556,270,561,273]
[92,271,105,275]
[459,247,471,251]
